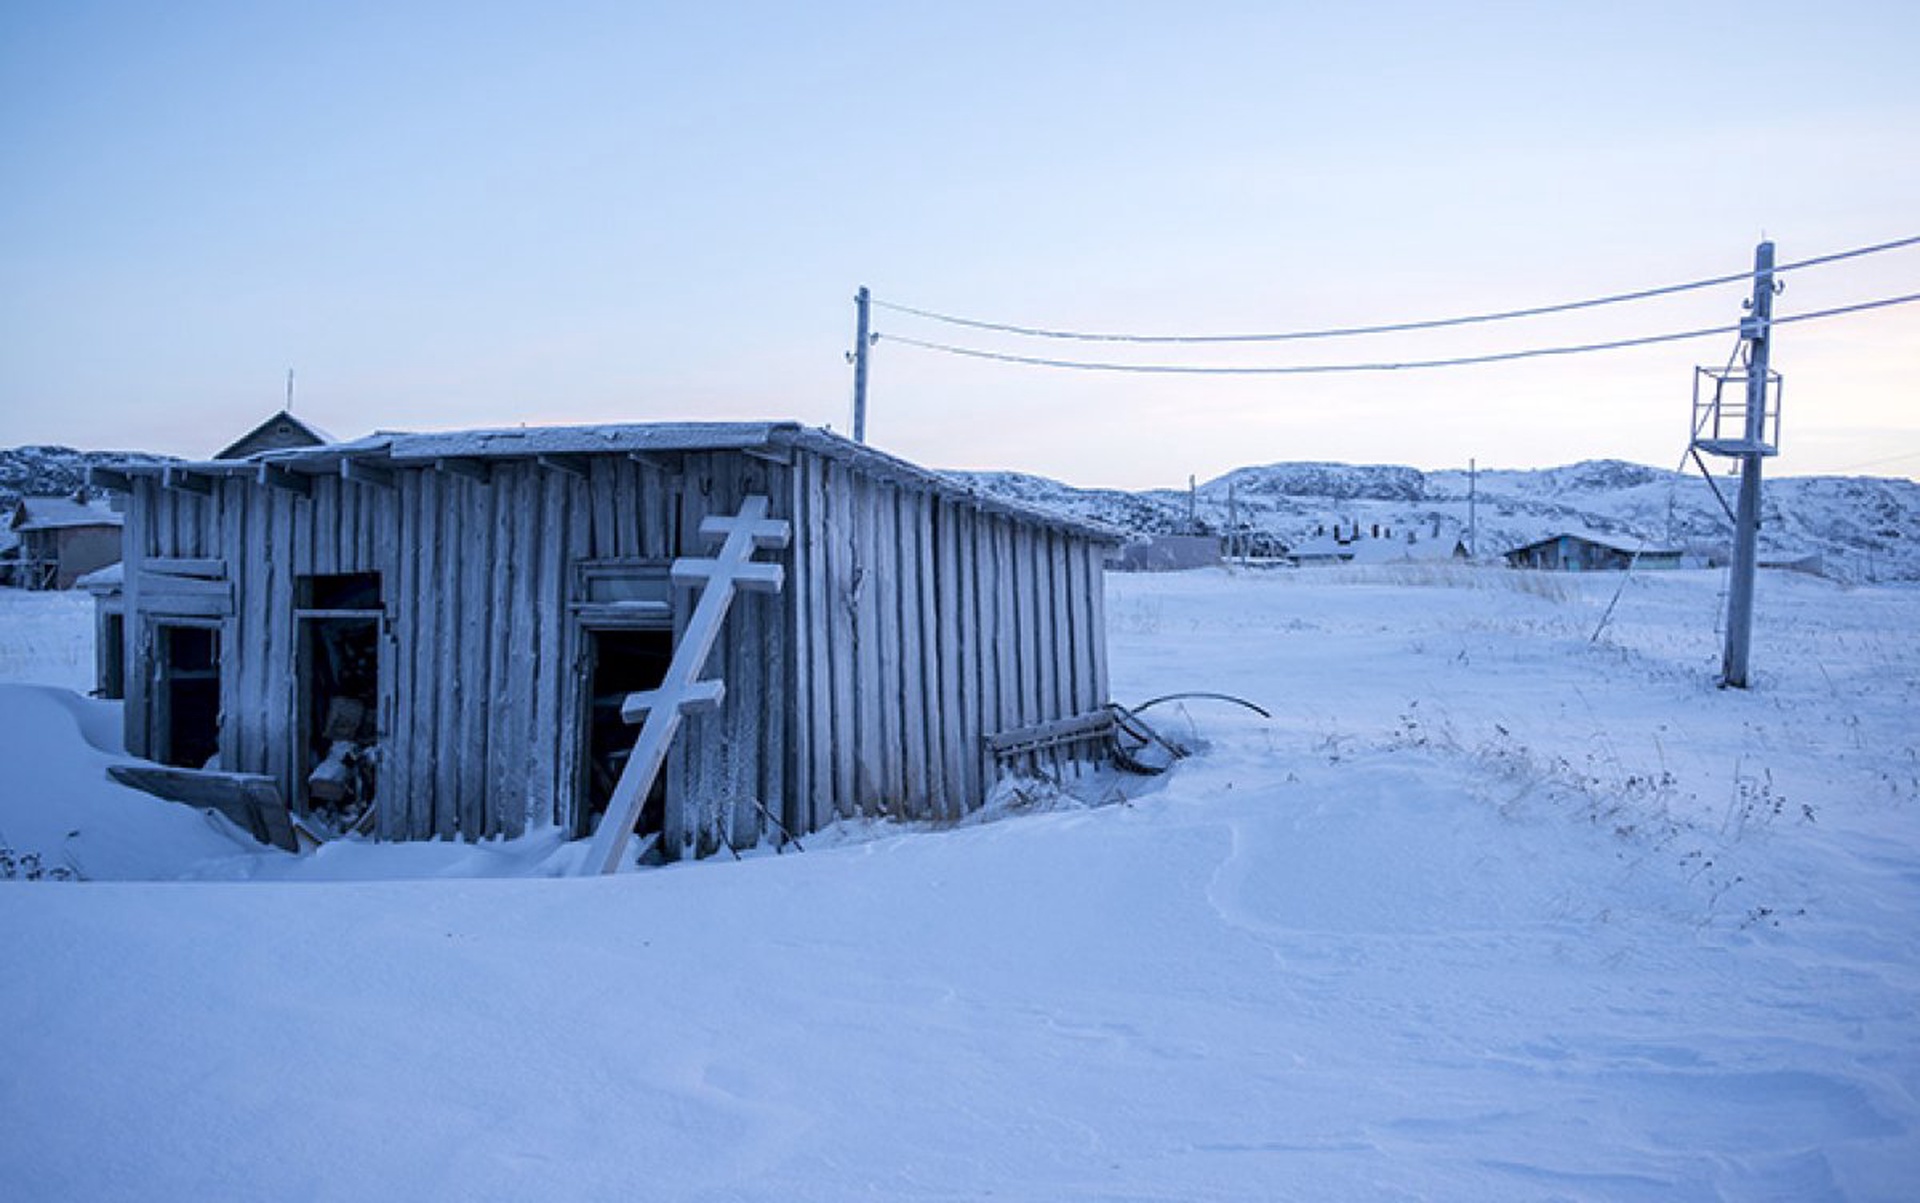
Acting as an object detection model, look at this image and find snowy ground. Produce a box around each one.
[1,569,1916,1200]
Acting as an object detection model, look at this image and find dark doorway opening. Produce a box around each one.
[581,627,673,841]
[157,625,220,768]
[299,616,380,826]
[99,611,126,699]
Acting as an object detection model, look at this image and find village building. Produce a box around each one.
[1109,533,1223,572]
[93,422,1120,858]
[1289,521,1469,567]
[65,409,333,696]
[4,492,124,590]
[213,409,332,460]
[1502,531,1682,572]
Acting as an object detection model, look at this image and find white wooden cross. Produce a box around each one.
[581,494,790,875]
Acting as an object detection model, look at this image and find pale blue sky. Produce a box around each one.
[3,1,1915,487]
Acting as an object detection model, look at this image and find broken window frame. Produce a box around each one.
[569,557,678,839]
[146,616,223,770]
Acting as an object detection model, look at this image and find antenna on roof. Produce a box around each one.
[286,369,296,413]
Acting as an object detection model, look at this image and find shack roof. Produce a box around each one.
[96,421,1124,543]
[75,561,124,594]
[10,495,123,533]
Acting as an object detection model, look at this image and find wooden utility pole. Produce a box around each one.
[851,287,872,443]
[1720,241,1776,689]
[1226,480,1238,562]
[1467,458,1477,559]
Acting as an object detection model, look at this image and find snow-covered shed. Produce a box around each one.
[92,422,1120,857]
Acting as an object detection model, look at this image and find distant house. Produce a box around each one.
[214,410,331,460]
[1503,532,1681,572]
[6,493,124,590]
[1109,534,1223,572]
[1290,522,1468,567]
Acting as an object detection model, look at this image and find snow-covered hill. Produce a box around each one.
[958,459,1920,582]
[0,444,174,509]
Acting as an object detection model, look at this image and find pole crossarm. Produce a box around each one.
[580,494,790,875]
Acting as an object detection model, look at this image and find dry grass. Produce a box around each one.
[1287,563,1575,601]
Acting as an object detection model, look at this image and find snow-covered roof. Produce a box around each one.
[1503,530,1681,557]
[102,421,1125,543]
[10,495,123,533]
[1289,532,1465,564]
[75,561,124,593]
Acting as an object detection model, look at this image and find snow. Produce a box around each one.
[0,588,98,692]
[2,567,1918,1200]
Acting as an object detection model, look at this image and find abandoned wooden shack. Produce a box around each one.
[92,422,1121,857]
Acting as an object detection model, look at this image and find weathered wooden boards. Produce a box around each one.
[781,464,1115,826]
[109,428,1117,854]
[583,496,789,875]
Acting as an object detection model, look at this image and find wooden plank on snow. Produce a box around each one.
[108,764,298,852]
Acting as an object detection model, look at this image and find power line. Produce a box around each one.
[876,292,1920,376]
[874,233,1920,345]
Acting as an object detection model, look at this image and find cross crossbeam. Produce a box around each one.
[580,494,789,875]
